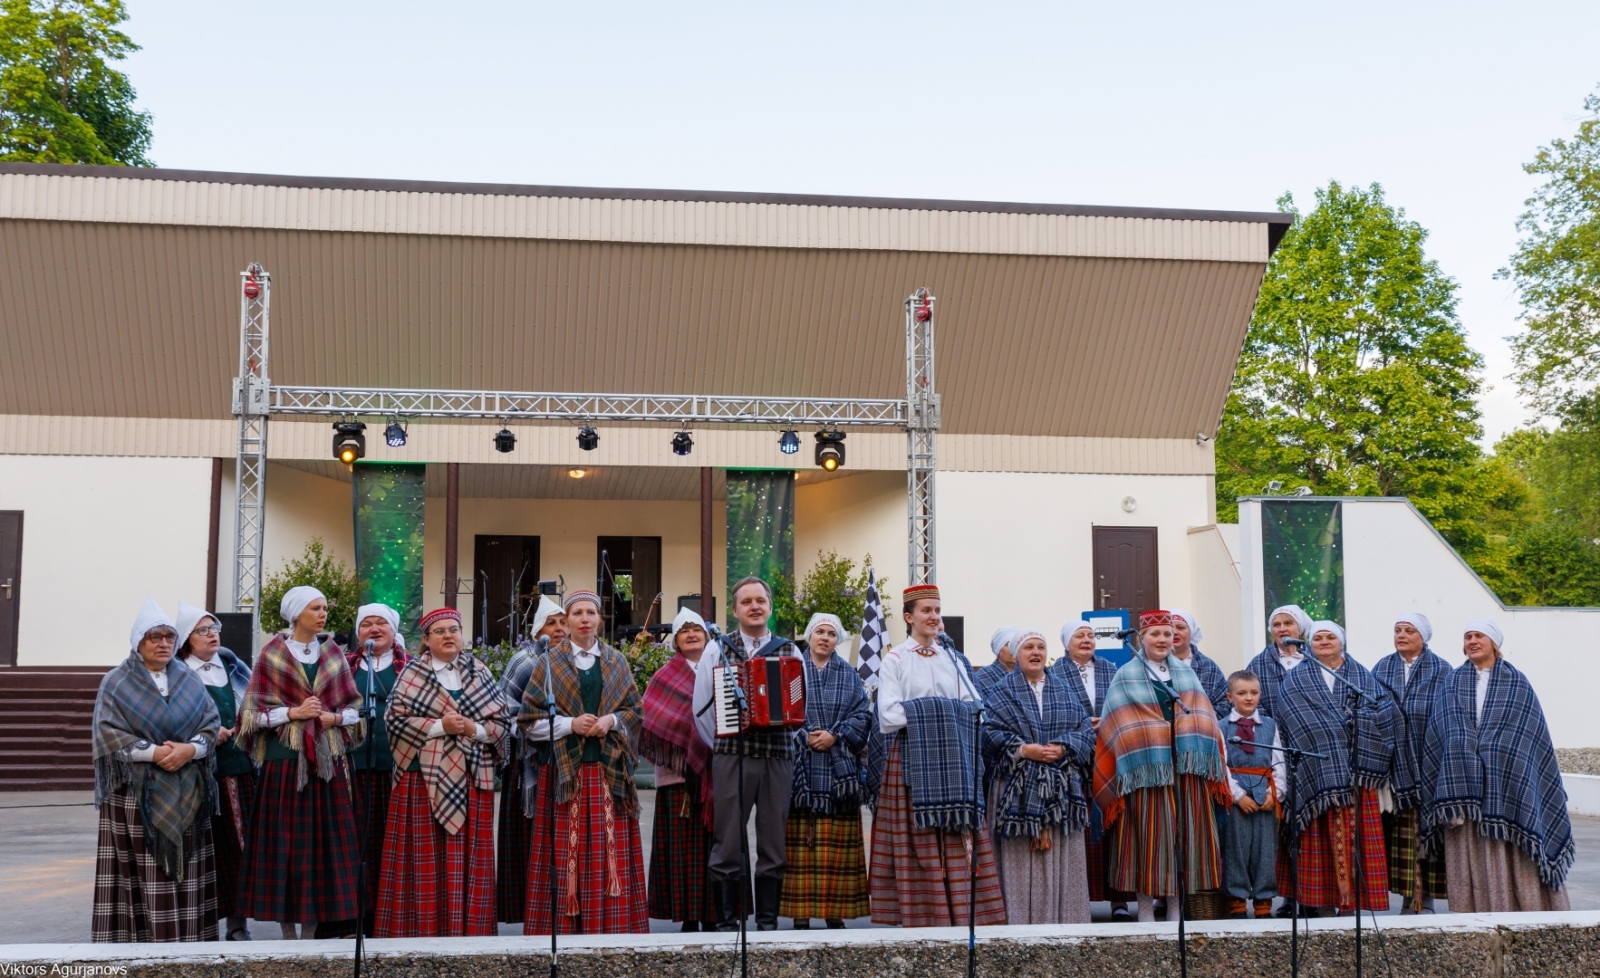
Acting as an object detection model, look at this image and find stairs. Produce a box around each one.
[0,667,108,791]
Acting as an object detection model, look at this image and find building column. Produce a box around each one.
[444,462,460,609]
[205,457,222,612]
[701,466,713,623]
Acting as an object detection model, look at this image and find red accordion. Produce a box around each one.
[712,655,807,738]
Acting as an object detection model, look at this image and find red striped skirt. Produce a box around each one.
[211,772,255,920]
[1107,778,1222,897]
[647,782,715,923]
[1282,788,1388,912]
[523,761,648,935]
[373,770,498,937]
[236,758,362,924]
[868,738,1007,927]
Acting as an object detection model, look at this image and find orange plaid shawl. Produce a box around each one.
[386,650,509,835]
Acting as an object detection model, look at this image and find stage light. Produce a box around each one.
[778,430,800,455]
[494,428,516,453]
[568,469,587,479]
[332,421,366,464]
[577,426,599,451]
[814,430,846,471]
[671,431,694,456]
[384,419,407,448]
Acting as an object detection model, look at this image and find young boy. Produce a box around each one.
[1221,670,1287,918]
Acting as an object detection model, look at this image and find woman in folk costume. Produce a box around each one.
[345,602,409,935]
[174,601,255,941]
[497,595,567,925]
[983,629,1096,924]
[974,626,1019,694]
[640,607,721,931]
[1274,620,1396,915]
[1052,620,1134,919]
[236,586,366,939]
[1420,621,1574,912]
[1092,609,1231,923]
[375,607,509,936]
[1245,604,1313,721]
[869,584,1007,927]
[1372,612,1449,914]
[520,590,648,935]
[783,612,874,928]
[92,600,221,942]
[1169,610,1229,717]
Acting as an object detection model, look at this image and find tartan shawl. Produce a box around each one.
[1419,658,1575,889]
[863,719,886,811]
[1091,655,1230,829]
[1372,648,1450,810]
[983,668,1093,838]
[640,653,715,826]
[237,633,365,789]
[1050,655,1119,719]
[518,640,642,818]
[345,643,410,678]
[1246,645,1297,720]
[501,646,538,713]
[1178,647,1230,717]
[1275,654,1397,836]
[92,651,220,880]
[973,661,1015,695]
[181,646,252,712]
[902,696,985,829]
[386,651,509,835]
[790,654,873,814]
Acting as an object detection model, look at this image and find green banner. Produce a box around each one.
[352,462,426,649]
[1261,499,1345,624]
[725,470,795,632]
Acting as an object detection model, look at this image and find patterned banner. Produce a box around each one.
[1261,499,1345,624]
[724,470,795,632]
[352,462,427,647]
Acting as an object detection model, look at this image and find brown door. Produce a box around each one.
[1092,526,1159,619]
[0,512,19,666]
[472,535,539,646]
[597,536,664,643]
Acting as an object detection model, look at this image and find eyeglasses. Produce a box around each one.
[191,625,221,636]
[429,625,463,636]
[144,630,177,644]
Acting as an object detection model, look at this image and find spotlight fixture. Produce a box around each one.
[493,427,517,453]
[778,430,801,455]
[1265,480,1283,494]
[814,430,846,471]
[1293,485,1314,497]
[332,421,367,464]
[384,419,408,448]
[671,430,694,456]
[577,426,600,451]
[568,469,587,479]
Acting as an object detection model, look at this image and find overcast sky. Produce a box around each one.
[123,1,1600,446]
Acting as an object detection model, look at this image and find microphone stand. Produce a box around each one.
[353,639,377,978]
[530,636,559,978]
[936,632,983,978]
[1136,654,1189,978]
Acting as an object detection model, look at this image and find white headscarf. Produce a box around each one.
[1060,620,1095,652]
[989,626,1019,658]
[1269,604,1314,639]
[1464,619,1505,652]
[1012,629,1048,660]
[528,595,564,638]
[671,605,707,638]
[1394,611,1433,644]
[175,600,217,651]
[1170,609,1203,644]
[1309,619,1346,648]
[355,603,401,645]
[803,612,845,642]
[129,598,177,652]
[280,585,325,629]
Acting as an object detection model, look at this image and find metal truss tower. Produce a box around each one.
[230,264,271,646]
[906,288,939,586]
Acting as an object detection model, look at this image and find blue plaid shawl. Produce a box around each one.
[790,654,873,813]
[974,661,1015,696]
[1275,654,1396,835]
[1245,644,1299,720]
[1178,647,1230,717]
[1051,655,1119,718]
[902,696,984,830]
[983,669,1093,838]
[1372,648,1450,810]
[1420,658,1575,889]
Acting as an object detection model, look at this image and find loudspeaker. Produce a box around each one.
[677,593,715,622]
[215,612,257,666]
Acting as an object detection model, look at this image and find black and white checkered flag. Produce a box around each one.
[856,567,885,695]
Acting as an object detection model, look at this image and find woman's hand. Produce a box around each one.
[318,711,339,729]
[1237,796,1260,815]
[288,697,323,721]
[156,741,197,772]
[807,730,837,752]
[216,726,234,745]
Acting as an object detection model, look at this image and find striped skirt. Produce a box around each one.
[1443,822,1570,913]
[497,753,536,923]
[1084,797,1134,903]
[647,782,716,923]
[1282,787,1388,912]
[780,811,870,921]
[523,761,649,935]
[374,770,498,937]
[235,758,362,924]
[1108,777,1222,897]
[211,772,255,921]
[352,767,392,929]
[1383,807,1446,909]
[92,788,219,943]
[868,739,1007,927]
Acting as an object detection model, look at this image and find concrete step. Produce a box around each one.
[0,776,95,792]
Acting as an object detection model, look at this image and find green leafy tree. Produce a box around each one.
[0,0,152,164]
[772,550,884,639]
[1475,424,1600,606]
[1216,182,1488,550]
[261,538,364,636]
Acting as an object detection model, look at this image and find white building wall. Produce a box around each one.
[0,455,212,665]
[795,471,909,649]
[1187,524,1244,674]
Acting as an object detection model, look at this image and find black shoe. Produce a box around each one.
[793,919,811,929]
[681,920,701,933]
[754,876,782,931]
[713,880,743,932]
[825,918,846,929]
[1111,906,1134,922]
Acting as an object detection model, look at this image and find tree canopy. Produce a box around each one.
[0,0,151,165]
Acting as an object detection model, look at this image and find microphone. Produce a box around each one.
[1115,627,1138,641]
[363,638,375,659]
[1282,637,1307,649]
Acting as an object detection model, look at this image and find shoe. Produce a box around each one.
[1253,900,1273,919]
[225,916,251,941]
[681,920,700,933]
[1229,912,1246,919]
[825,919,846,929]
[713,880,743,932]
[1111,906,1134,922]
[793,919,811,929]
[754,876,782,931]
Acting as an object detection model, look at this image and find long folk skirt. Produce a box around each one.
[1085,796,1134,903]
[523,761,649,935]
[497,749,536,923]
[995,828,1092,924]
[1443,822,1570,913]
[647,781,716,924]
[1281,787,1388,912]
[1383,807,1446,910]
[868,738,1007,927]
[236,758,362,924]
[212,772,256,921]
[374,770,498,937]
[352,767,392,930]
[780,811,871,921]
[1108,778,1222,898]
[91,788,219,943]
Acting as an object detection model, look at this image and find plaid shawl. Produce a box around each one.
[901,696,984,830]
[1091,656,1230,828]
[182,647,252,711]
[238,633,365,789]
[386,651,509,835]
[862,720,887,811]
[1275,654,1397,836]
[92,651,220,880]
[1373,648,1450,810]
[983,669,1093,838]
[1419,658,1575,889]
[1246,645,1297,720]
[1051,655,1119,719]
[640,653,714,826]
[345,643,410,677]
[518,640,642,818]
[790,654,873,814]
[1179,647,1230,717]
[502,646,538,713]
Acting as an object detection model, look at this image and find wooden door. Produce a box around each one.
[0,512,18,666]
[1091,526,1159,619]
[473,535,539,646]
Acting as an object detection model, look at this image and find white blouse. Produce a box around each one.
[877,638,975,734]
